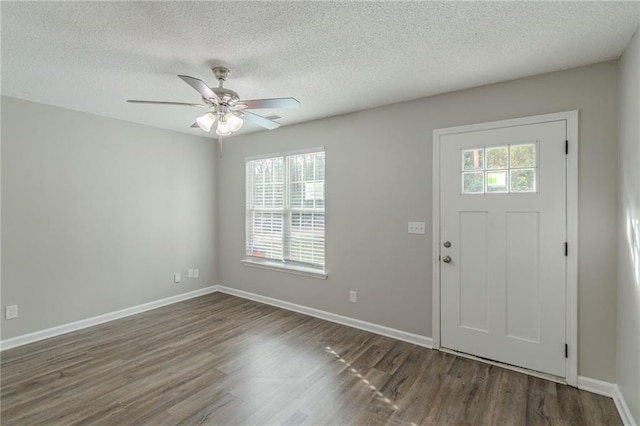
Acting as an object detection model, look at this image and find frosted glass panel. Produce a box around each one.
[486,171,508,193]
[511,169,536,192]
[510,144,536,168]
[461,142,538,195]
[486,146,508,169]
[463,172,484,193]
[462,149,484,171]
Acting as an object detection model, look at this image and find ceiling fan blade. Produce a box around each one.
[178,75,220,102]
[242,111,280,130]
[127,100,208,108]
[239,98,300,110]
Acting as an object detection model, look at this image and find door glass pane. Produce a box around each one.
[486,171,508,193]
[510,169,536,192]
[463,172,484,193]
[462,149,484,171]
[461,144,537,195]
[510,144,535,168]
[486,146,508,170]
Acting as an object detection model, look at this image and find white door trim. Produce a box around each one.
[432,110,578,386]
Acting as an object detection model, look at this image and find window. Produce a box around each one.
[461,142,538,194]
[244,149,325,277]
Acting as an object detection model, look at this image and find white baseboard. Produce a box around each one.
[613,386,638,426]
[216,285,433,349]
[1,284,432,353]
[578,376,637,426]
[0,286,218,351]
[578,376,618,397]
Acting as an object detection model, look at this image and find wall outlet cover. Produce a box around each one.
[5,305,18,320]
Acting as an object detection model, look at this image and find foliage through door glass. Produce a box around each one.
[461,143,537,194]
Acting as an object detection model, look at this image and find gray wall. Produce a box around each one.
[1,96,217,339]
[617,28,640,423]
[218,61,619,382]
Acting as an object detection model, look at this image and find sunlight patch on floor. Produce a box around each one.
[325,346,399,411]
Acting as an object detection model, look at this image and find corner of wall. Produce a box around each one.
[616,24,640,426]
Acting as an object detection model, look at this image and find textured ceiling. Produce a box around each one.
[2,1,639,138]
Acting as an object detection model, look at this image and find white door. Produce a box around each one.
[439,119,567,378]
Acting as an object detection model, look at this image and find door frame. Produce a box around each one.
[431,111,578,386]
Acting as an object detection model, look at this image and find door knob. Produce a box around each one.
[442,255,452,263]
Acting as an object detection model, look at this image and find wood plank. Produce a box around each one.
[0,293,622,425]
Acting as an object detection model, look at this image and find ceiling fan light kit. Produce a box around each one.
[127,66,299,148]
[215,114,231,137]
[196,112,216,132]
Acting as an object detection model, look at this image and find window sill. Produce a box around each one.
[241,258,328,280]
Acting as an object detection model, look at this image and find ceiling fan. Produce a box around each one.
[127,66,299,145]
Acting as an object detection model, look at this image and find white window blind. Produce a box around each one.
[245,150,325,272]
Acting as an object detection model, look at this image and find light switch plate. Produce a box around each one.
[174,273,181,283]
[408,221,426,235]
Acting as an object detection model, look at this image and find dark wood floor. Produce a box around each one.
[1,293,621,425]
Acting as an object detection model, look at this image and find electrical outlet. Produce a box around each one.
[349,291,357,303]
[188,268,194,278]
[408,221,426,235]
[174,273,181,283]
[5,305,18,320]
[194,269,199,278]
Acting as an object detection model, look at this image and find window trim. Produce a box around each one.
[241,257,328,279]
[244,146,325,162]
[243,147,327,278]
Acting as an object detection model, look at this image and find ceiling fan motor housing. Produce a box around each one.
[210,87,240,105]
[207,67,239,105]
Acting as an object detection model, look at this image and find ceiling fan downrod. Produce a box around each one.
[208,67,240,106]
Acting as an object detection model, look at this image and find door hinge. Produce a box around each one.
[565,344,568,358]
[565,140,569,154]
[565,242,568,256]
